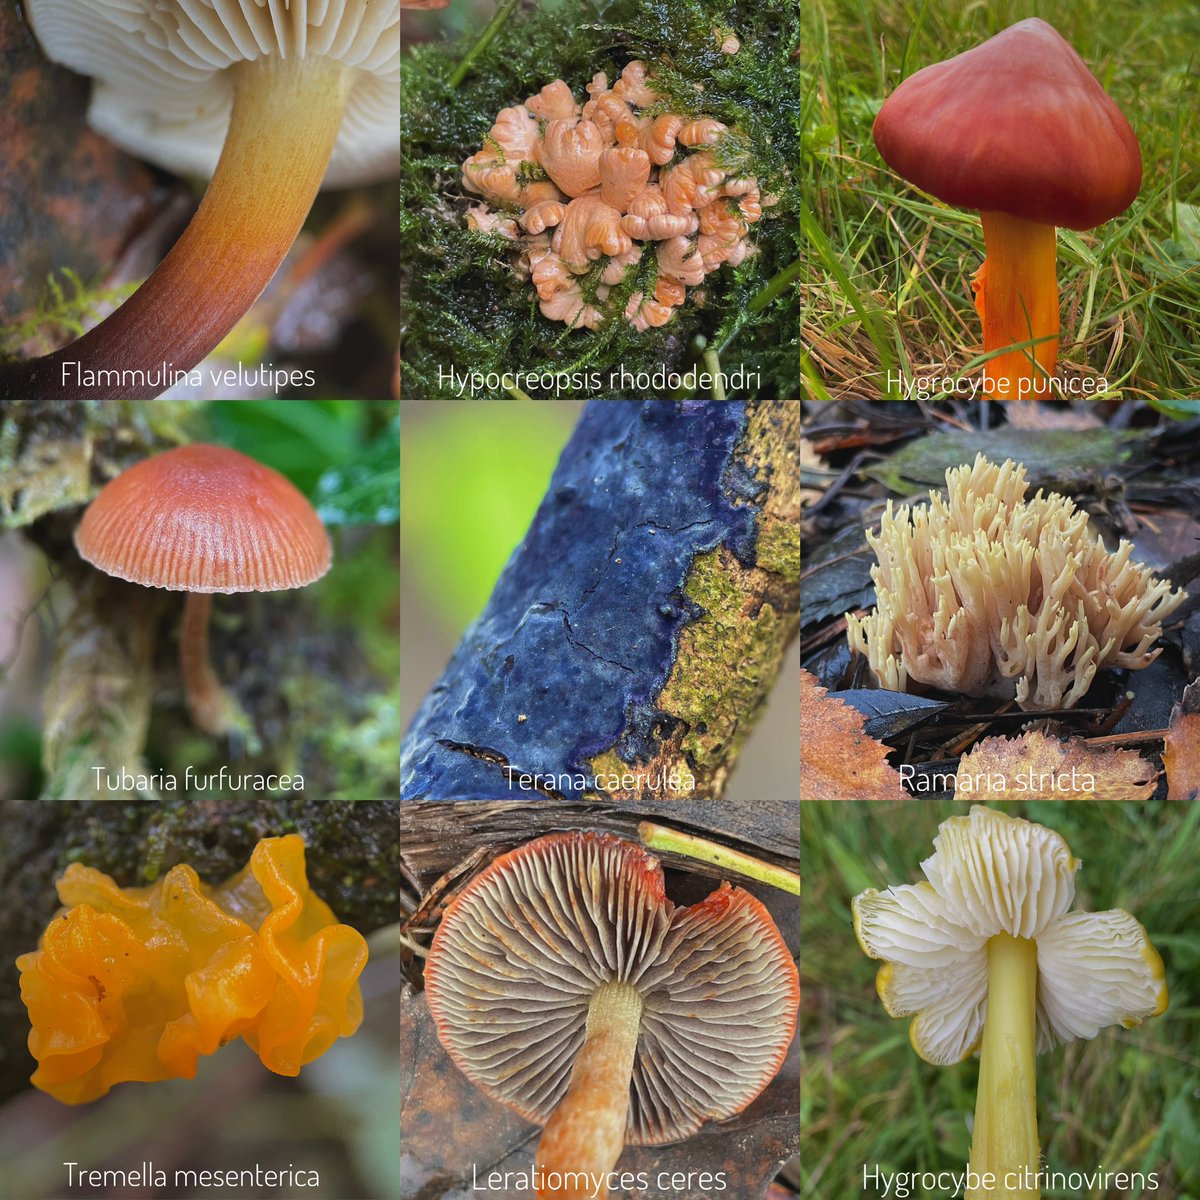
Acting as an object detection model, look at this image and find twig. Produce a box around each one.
[638,822,800,894]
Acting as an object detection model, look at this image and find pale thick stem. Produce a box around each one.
[180,592,231,735]
[973,212,1059,401]
[967,934,1041,1200]
[536,982,643,1200]
[0,54,350,401]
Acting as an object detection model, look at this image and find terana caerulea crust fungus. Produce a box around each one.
[401,400,767,800]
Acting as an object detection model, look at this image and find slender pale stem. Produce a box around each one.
[972,212,1060,401]
[180,592,230,735]
[0,54,350,401]
[967,934,1041,1200]
[536,982,643,1200]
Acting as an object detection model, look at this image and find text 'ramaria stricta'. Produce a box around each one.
[846,455,1186,709]
[461,59,770,331]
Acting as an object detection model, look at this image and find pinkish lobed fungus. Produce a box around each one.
[462,60,769,331]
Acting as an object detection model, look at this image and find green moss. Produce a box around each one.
[658,547,789,769]
[400,0,799,398]
[756,515,801,580]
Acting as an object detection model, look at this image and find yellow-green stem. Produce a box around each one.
[967,933,1041,1200]
[0,54,349,401]
[972,212,1059,401]
[536,982,643,1200]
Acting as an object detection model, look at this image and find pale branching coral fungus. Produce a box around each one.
[846,455,1187,709]
[16,835,367,1104]
[462,60,770,330]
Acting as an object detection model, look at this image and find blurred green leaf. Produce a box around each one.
[206,400,366,495]
[314,416,400,528]
[401,402,577,636]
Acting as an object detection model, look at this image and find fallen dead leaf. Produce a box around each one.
[800,670,908,799]
[955,730,1156,800]
[1002,402,1103,431]
[800,437,826,508]
[1164,683,1200,800]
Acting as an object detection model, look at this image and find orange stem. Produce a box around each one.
[536,982,643,1200]
[179,592,231,735]
[971,211,1059,400]
[0,54,349,401]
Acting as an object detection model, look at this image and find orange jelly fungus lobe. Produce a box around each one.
[16,835,367,1105]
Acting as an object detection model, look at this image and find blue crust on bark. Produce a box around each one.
[401,399,759,800]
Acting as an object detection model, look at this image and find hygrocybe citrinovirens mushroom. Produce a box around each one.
[852,807,1166,1200]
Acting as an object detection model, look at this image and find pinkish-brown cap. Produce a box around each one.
[873,19,1142,230]
[423,831,799,1145]
[75,444,331,593]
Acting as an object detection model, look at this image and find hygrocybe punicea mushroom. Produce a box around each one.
[873,19,1141,399]
[75,444,331,736]
[853,807,1166,1199]
[0,1,398,401]
[424,832,799,1200]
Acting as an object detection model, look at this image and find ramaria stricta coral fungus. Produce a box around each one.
[462,60,769,330]
[17,836,367,1104]
[846,455,1186,709]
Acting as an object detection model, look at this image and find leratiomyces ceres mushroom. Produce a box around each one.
[846,454,1186,709]
[853,806,1166,1200]
[424,832,798,1200]
[873,19,1141,399]
[0,1,399,401]
[74,444,331,736]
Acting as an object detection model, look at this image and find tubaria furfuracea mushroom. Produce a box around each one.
[853,806,1166,1200]
[461,60,771,331]
[0,1,399,401]
[424,832,798,1200]
[846,454,1186,709]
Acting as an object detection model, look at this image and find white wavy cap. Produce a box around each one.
[27,1,400,187]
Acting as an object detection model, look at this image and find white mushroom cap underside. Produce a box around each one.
[424,833,799,1145]
[853,807,1167,1065]
[27,0,399,186]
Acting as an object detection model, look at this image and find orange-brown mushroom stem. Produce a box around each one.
[536,982,643,1200]
[971,211,1059,400]
[0,54,350,401]
[180,592,233,736]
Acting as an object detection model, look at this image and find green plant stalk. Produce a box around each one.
[967,934,1040,1200]
[637,821,800,894]
[448,0,523,89]
[702,348,727,399]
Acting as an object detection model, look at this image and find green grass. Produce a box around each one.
[801,801,1200,1199]
[800,1,1200,400]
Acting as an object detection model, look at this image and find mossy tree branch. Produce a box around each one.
[401,399,799,801]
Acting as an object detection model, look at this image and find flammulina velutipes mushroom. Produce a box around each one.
[461,60,771,331]
[424,832,798,1200]
[854,807,1166,1200]
[0,0,399,401]
[846,454,1186,709]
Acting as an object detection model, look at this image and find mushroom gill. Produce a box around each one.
[845,454,1186,709]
